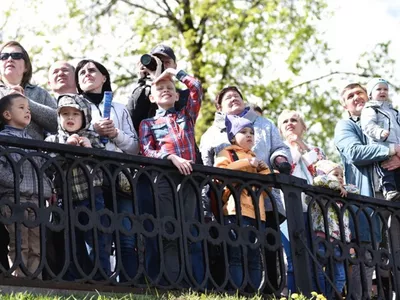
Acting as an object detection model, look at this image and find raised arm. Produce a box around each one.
[267,120,292,167]
[25,86,57,133]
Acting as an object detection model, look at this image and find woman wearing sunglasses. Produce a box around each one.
[0,41,57,140]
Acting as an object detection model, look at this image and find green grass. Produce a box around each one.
[0,291,329,299]
[0,291,264,300]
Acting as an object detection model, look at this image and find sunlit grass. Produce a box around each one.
[0,291,328,299]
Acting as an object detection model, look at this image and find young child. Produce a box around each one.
[0,93,53,278]
[361,78,400,201]
[45,94,111,279]
[214,114,271,289]
[310,159,358,295]
[139,68,202,282]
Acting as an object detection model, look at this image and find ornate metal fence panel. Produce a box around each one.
[0,136,398,299]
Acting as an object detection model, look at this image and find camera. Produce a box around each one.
[140,54,160,72]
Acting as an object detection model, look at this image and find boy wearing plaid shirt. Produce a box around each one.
[139,67,202,282]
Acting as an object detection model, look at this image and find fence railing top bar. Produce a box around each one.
[0,135,396,210]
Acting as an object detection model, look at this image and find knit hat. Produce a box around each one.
[366,78,389,97]
[314,160,341,176]
[225,115,254,141]
[150,44,176,61]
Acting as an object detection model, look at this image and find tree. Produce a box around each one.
[0,0,398,157]
[63,0,333,140]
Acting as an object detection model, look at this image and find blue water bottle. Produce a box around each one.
[101,91,113,144]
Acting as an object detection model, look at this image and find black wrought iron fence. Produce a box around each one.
[0,135,398,299]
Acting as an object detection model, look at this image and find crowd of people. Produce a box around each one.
[0,40,399,298]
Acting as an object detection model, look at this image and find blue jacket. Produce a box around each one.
[334,116,391,243]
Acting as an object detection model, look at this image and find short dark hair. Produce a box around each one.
[340,83,367,106]
[0,93,27,126]
[0,41,32,88]
[214,86,243,110]
[75,59,112,94]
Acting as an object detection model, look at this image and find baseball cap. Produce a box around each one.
[150,44,176,61]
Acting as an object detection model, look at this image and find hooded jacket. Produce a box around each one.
[200,107,291,218]
[45,95,104,201]
[361,100,400,144]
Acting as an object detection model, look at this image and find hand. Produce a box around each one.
[153,68,178,84]
[78,136,92,148]
[168,154,193,175]
[257,160,268,171]
[94,119,118,138]
[9,86,25,95]
[136,55,163,80]
[276,161,291,175]
[339,186,348,198]
[381,155,400,171]
[66,134,80,145]
[381,130,390,138]
[249,157,259,168]
[286,133,300,145]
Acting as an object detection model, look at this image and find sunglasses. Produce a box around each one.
[0,52,24,60]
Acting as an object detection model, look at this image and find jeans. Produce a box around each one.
[225,215,265,289]
[117,196,138,281]
[315,242,346,296]
[281,230,295,293]
[189,212,205,285]
[67,193,111,280]
[136,175,159,280]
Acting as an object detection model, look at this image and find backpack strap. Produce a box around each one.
[228,150,239,162]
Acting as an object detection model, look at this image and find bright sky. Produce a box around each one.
[1,0,400,104]
[320,0,400,104]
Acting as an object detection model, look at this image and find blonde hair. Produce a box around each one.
[277,109,307,137]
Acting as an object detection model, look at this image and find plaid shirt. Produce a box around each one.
[139,72,203,161]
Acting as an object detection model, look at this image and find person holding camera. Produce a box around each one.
[126,45,188,132]
[126,45,205,284]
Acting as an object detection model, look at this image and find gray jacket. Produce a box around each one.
[0,126,52,198]
[200,107,292,217]
[361,100,400,144]
[0,83,58,140]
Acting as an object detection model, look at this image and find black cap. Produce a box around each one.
[150,44,176,61]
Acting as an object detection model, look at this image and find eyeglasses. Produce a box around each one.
[0,53,24,60]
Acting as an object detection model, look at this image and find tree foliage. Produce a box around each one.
[0,0,399,157]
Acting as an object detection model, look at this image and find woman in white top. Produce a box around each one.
[277,109,326,293]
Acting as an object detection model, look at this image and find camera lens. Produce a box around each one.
[140,54,158,71]
[141,54,152,66]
